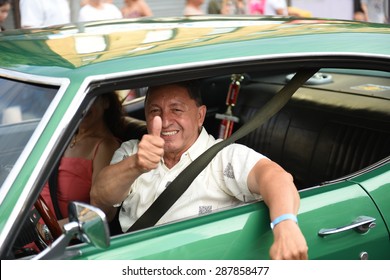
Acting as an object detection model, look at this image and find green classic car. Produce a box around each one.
[0,16,389,260]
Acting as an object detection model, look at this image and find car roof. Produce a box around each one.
[0,16,389,79]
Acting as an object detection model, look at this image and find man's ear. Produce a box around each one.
[198,105,207,127]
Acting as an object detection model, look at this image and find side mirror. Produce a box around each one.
[33,202,110,260]
[68,201,110,249]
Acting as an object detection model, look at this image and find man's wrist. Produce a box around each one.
[270,214,298,230]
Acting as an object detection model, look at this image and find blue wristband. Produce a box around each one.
[270,214,298,230]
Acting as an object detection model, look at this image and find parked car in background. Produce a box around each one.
[0,15,389,260]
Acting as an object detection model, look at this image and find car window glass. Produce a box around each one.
[0,77,57,187]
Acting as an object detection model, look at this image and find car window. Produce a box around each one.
[0,77,57,187]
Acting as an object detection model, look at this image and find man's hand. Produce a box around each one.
[136,116,164,172]
[269,220,308,260]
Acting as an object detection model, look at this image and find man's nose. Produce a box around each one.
[160,111,173,127]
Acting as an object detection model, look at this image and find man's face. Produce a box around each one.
[145,84,206,157]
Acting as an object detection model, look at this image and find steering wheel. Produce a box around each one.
[13,195,63,257]
[34,194,63,240]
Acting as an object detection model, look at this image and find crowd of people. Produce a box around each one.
[16,0,155,29]
[184,0,291,16]
[0,0,387,31]
[187,0,387,21]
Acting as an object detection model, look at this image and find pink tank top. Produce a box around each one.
[41,140,103,218]
[249,0,266,14]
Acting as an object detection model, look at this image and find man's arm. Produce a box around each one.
[90,154,144,221]
[90,117,164,221]
[247,159,308,260]
[360,2,369,21]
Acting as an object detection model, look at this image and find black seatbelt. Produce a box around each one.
[127,68,319,233]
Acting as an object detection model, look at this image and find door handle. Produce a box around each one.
[318,216,376,237]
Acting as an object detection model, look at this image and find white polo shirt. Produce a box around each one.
[78,3,123,22]
[20,0,70,28]
[111,128,266,232]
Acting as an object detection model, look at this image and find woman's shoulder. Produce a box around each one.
[96,134,122,150]
[91,135,122,160]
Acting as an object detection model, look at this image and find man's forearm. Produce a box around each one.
[90,156,142,214]
[248,159,300,220]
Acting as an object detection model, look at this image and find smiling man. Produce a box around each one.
[91,81,308,260]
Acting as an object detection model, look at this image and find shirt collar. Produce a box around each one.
[182,127,211,162]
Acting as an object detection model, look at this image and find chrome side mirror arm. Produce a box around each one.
[33,202,110,260]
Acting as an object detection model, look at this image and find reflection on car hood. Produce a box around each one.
[0,16,389,78]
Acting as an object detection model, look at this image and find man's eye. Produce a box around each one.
[150,109,160,114]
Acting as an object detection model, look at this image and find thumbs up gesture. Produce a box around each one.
[136,116,165,173]
[150,115,163,138]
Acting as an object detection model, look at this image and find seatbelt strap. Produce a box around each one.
[127,68,319,232]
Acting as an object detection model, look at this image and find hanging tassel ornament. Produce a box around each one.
[216,74,244,139]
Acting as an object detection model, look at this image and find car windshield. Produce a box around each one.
[0,77,57,187]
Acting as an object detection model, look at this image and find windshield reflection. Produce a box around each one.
[0,78,57,187]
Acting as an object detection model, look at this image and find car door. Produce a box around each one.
[65,177,389,260]
[298,178,390,260]
[66,200,275,260]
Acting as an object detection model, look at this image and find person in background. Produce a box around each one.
[19,0,71,28]
[249,0,288,16]
[21,92,144,251]
[81,0,113,6]
[79,0,122,22]
[208,0,246,15]
[353,0,366,21]
[360,0,387,23]
[121,0,153,18]
[91,81,308,260]
[39,92,125,238]
[184,0,205,16]
[16,93,124,253]
[0,0,11,31]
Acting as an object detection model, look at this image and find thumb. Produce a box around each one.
[150,116,162,137]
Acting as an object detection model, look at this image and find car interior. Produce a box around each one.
[122,68,390,190]
[4,68,383,192]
